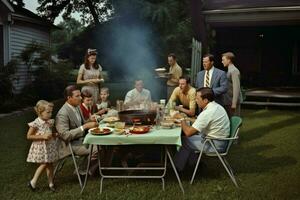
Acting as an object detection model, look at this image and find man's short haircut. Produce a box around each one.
[81,90,92,99]
[203,53,214,62]
[222,52,235,63]
[179,75,191,84]
[64,85,80,100]
[100,87,109,94]
[196,87,215,102]
[135,78,143,83]
[168,53,176,60]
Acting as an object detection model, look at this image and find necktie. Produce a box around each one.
[205,70,210,87]
[75,108,82,124]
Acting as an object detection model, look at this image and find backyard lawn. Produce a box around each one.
[0,108,299,200]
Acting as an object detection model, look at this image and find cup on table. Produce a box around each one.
[115,122,126,129]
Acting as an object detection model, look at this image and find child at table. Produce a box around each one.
[26,100,58,192]
[79,90,97,121]
[95,87,111,116]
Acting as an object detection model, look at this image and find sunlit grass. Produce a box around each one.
[0,109,299,199]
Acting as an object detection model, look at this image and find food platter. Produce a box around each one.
[129,126,151,134]
[89,127,114,135]
[102,116,119,123]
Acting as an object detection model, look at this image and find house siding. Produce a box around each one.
[9,21,50,93]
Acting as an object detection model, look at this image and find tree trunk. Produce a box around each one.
[85,0,100,24]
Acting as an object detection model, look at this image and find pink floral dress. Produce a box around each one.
[26,118,58,163]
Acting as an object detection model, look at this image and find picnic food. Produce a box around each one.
[161,120,174,128]
[103,116,119,123]
[129,126,150,134]
[90,127,112,135]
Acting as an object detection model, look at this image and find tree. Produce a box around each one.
[37,0,113,25]
[51,18,84,52]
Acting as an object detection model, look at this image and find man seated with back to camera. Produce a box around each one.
[174,87,230,172]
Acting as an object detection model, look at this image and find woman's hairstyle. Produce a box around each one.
[100,87,109,94]
[81,90,92,99]
[84,48,99,70]
[34,100,54,116]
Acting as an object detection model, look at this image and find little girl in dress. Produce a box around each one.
[26,100,58,191]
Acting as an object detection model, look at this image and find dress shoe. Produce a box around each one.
[27,181,36,191]
[49,185,56,192]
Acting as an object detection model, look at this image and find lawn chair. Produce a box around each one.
[190,116,242,187]
[53,143,85,189]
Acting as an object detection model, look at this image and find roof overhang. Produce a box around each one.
[1,0,14,12]
[203,6,300,27]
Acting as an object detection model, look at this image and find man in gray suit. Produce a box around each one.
[195,54,228,106]
[222,52,242,117]
[56,85,97,159]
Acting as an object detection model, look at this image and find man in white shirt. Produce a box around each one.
[174,87,230,171]
[124,79,152,110]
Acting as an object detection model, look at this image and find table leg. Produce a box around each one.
[165,146,185,194]
[97,145,105,194]
[80,144,93,194]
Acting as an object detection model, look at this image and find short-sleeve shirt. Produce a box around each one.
[192,101,230,138]
[168,86,196,111]
[167,63,182,86]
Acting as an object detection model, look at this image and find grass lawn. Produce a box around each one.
[0,108,300,200]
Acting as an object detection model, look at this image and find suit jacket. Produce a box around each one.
[224,64,242,106]
[195,67,228,105]
[55,103,86,158]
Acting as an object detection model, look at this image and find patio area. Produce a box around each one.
[0,108,299,199]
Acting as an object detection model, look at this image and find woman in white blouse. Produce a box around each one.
[77,49,104,104]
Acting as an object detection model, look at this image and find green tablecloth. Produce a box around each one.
[83,127,182,147]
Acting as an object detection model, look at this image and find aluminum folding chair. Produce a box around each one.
[190,116,242,187]
[53,143,84,189]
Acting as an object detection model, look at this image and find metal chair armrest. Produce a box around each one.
[205,136,238,141]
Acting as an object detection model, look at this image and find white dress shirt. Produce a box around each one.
[192,101,230,138]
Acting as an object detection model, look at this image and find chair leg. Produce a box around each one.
[53,157,67,181]
[69,144,83,189]
[190,141,207,185]
[223,157,238,187]
[208,140,238,187]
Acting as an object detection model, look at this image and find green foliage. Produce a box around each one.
[0,60,18,102]
[0,42,74,113]
[37,0,113,25]
[51,18,84,53]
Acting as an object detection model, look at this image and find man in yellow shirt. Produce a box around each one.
[168,76,196,117]
[167,53,182,99]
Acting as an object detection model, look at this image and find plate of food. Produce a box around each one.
[129,126,151,134]
[103,116,119,123]
[155,68,166,72]
[89,127,114,135]
[161,120,175,129]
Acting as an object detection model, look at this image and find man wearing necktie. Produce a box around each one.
[195,54,228,106]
